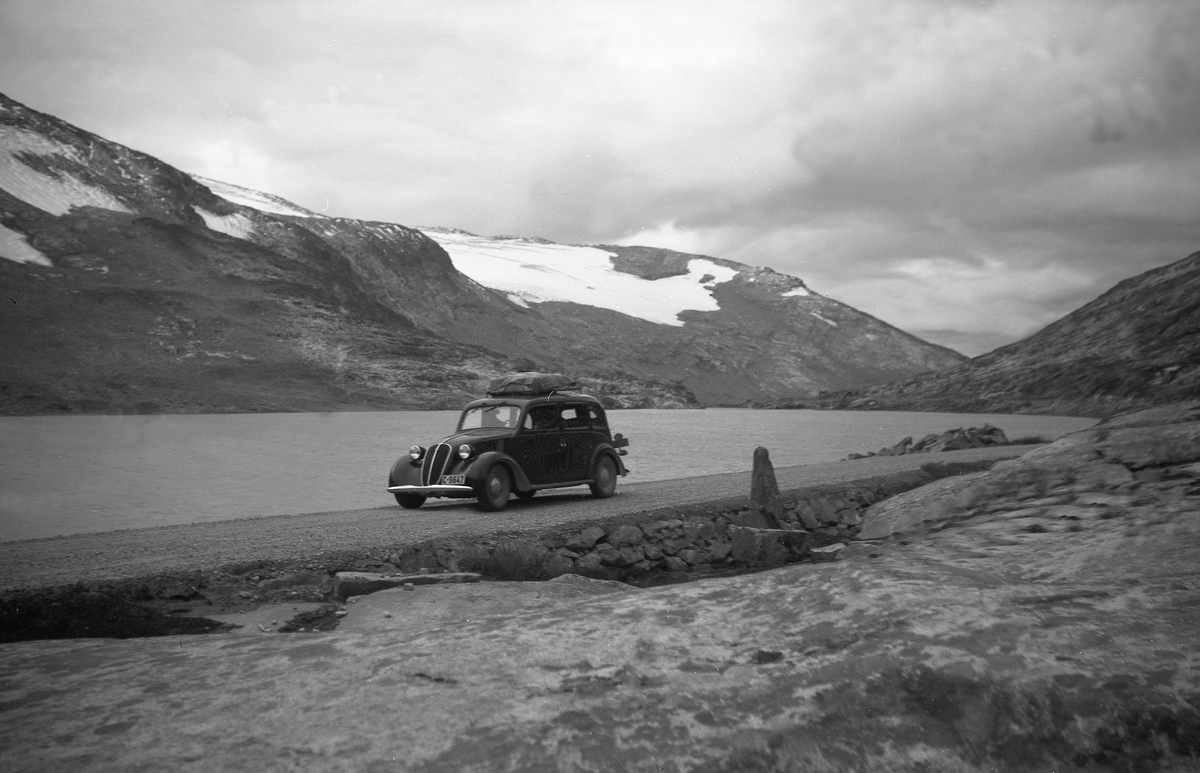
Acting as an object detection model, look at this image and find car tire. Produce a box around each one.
[395,493,426,509]
[477,464,511,511]
[589,455,618,498]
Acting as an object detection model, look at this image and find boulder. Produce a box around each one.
[333,571,480,600]
[810,543,845,563]
[641,519,683,539]
[618,545,645,565]
[910,433,940,452]
[575,552,604,572]
[257,573,329,591]
[548,574,638,592]
[729,526,808,566]
[708,541,732,562]
[661,556,688,572]
[726,507,771,529]
[794,502,820,530]
[565,526,607,552]
[544,555,576,576]
[593,542,624,566]
[607,524,645,548]
[860,425,1011,459]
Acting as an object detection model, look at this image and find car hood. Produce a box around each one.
[436,428,515,446]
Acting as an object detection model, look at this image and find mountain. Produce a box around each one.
[0,92,964,414]
[823,251,1200,417]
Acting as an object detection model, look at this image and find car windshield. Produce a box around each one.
[458,404,521,431]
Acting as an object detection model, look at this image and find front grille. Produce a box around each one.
[421,443,454,486]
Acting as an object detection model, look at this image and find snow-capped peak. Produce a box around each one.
[419,228,738,327]
[192,175,324,219]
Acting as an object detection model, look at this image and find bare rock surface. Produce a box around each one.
[2,409,1199,771]
[338,578,639,635]
[202,602,328,636]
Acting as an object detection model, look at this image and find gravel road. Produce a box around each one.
[0,445,1030,591]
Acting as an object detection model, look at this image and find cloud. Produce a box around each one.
[1,0,1199,355]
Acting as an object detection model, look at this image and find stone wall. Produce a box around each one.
[365,462,995,583]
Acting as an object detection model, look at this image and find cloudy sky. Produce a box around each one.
[2,0,1198,355]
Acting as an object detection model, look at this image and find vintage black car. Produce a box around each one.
[387,374,630,511]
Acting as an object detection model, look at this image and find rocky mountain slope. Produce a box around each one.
[0,92,963,414]
[822,251,1200,417]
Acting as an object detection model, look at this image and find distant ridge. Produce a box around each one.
[0,91,964,414]
[822,251,1200,417]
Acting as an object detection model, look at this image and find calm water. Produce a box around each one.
[0,409,1096,542]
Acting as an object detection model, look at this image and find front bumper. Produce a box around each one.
[388,484,475,497]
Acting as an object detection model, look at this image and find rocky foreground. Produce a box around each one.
[1,404,1199,772]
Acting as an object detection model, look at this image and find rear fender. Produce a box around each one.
[592,445,627,476]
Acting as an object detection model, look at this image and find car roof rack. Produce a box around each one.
[486,372,579,398]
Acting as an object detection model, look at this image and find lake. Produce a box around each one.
[0,408,1097,542]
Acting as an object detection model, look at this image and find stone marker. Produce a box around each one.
[751,446,784,525]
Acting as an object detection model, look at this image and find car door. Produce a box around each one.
[508,403,572,485]
[560,403,600,481]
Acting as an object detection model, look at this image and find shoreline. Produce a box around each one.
[0,445,1031,593]
[0,447,1029,643]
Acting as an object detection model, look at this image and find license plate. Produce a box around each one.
[441,474,465,485]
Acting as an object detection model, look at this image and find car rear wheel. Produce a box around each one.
[477,464,511,511]
[395,493,426,509]
[589,456,618,498]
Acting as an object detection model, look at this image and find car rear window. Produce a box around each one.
[562,406,590,429]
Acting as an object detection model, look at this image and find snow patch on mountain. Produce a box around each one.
[194,207,256,240]
[0,222,51,266]
[421,228,737,326]
[192,175,322,218]
[811,311,838,327]
[0,126,132,216]
[782,286,811,298]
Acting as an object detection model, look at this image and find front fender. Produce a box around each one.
[466,451,531,491]
[388,456,422,488]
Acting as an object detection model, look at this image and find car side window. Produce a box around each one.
[586,405,607,430]
[460,405,520,430]
[523,405,559,431]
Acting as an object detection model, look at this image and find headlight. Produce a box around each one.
[458,444,472,460]
[409,445,425,461]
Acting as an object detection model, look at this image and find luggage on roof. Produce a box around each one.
[486,372,578,397]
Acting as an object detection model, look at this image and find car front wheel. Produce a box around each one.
[477,464,511,511]
[589,456,618,498]
[395,493,426,509]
